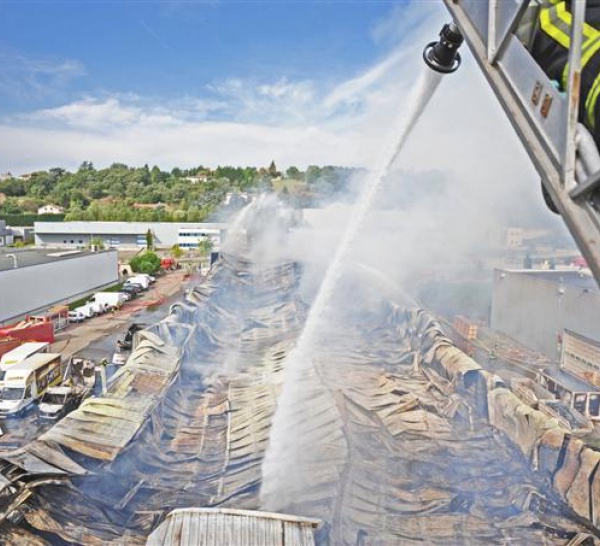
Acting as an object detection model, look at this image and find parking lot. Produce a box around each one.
[51,270,193,361]
[0,270,197,451]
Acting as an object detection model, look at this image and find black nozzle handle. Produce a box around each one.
[423,22,464,74]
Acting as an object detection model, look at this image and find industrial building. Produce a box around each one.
[491,269,600,360]
[0,221,13,247]
[0,248,118,324]
[34,221,227,250]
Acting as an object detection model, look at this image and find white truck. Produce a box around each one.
[0,353,62,416]
[0,342,50,377]
[88,292,127,310]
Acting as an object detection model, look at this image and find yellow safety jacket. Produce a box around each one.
[529,1,600,142]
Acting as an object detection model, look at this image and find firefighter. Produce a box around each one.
[516,1,600,212]
[529,1,600,145]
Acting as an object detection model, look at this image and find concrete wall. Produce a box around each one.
[491,270,600,359]
[0,250,118,324]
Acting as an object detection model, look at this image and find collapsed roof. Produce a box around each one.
[0,202,597,545]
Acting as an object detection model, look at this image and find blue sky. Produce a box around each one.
[0,0,532,182]
[0,1,455,173]
[0,1,406,116]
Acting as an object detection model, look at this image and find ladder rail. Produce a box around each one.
[442,0,600,286]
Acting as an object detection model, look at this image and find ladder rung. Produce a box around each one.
[570,170,600,201]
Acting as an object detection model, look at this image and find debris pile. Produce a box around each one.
[0,236,596,544]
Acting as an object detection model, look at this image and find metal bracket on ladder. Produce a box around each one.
[441,0,600,286]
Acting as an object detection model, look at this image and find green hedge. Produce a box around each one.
[0,214,65,226]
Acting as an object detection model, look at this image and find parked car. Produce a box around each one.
[38,385,90,420]
[120,286,139,298]
[118,291,132,301]
[68,310,85,323]
[123,282,145,293]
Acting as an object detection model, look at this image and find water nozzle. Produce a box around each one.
[423,22,464,74]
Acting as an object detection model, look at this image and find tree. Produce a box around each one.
[79,161,94,172]
[130,251,161,274]
[19,198,39,213]
[170,244,184,259]
[145,229,154,250]
[187,205,202,222]
[197,238,213,256]
[268,160,278,177]
[286,166,301,179]
[305,165,321,184]
[89,238,105,250]
[0,199,23,214]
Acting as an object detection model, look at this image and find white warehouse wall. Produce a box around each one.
[491,269,600,359]
[0,251,118,324]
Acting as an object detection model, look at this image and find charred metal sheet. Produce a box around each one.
[0,218,597,545]
[32,331,180,463]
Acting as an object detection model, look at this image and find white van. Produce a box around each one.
[75,305,96,319]
[88,292,126,310]
[0,353,62,416]
[0,342,50,379]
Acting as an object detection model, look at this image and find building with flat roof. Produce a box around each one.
[0,248,118,324]
[491,269,600,359]
[0,221,13,247]
[34,221,228,250]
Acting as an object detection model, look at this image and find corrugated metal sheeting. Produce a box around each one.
[146,508,319,546]
[0,208,596,544]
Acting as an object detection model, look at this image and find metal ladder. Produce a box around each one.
[441,0,600,285]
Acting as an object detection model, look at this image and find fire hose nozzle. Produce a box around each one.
[423,22,464,74]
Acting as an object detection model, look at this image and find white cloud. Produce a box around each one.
[0,0,539,203]
[206,77,317,125]
[0,45,85,101]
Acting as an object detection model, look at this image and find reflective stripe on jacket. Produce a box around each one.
[531,0,600,140]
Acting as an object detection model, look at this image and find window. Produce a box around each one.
[574,393,587,413]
